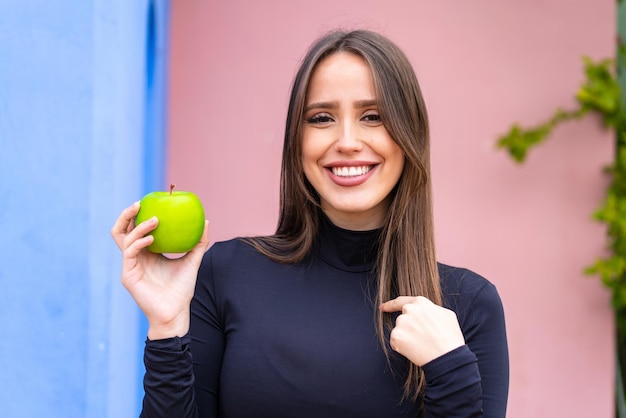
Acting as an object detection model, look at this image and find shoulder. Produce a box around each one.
[438,263,496,300]
[196,237,281,301]
[204,237,254,261]
[437,264,510,416]
[437,263,506,330]
[200,237,268,274]
[199,236,303,281]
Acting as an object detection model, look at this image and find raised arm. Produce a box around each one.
[110,201,210,417]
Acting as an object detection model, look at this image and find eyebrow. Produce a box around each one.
[304,99,378,112]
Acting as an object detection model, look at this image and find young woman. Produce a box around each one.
[112,29,509,417]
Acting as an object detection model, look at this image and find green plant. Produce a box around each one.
[497,57,619,161]
[496,55,626,413]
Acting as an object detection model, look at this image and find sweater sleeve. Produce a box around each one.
[189,248,226,416]
[141,336,198,417]
[463,282,509,418]
[140,249,224,418]
[422,345,483,417]
[423,270,509,417]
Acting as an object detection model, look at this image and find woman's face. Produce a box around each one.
[301,52,405,231]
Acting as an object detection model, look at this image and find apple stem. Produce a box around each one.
[169,183,176,195]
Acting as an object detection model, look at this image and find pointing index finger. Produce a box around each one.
[379,296,418,313]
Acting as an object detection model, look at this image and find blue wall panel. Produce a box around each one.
[0,1,169,416]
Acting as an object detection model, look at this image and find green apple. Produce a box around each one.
[135,184,205,254]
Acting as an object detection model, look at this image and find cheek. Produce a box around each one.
[300,137,320,183]
[301,134,325,168]
[386,142,406,175]
[301,139,312,169]
[396,155,406,176]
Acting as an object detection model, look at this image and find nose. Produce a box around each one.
[334,120,363,153]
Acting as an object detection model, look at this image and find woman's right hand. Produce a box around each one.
[110,201,210,340]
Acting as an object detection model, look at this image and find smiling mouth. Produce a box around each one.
[330,165,374,177]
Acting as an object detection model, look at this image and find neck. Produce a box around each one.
[315,213,381,272]
[321,207,387,231]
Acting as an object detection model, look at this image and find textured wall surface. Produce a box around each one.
[0,1,168,416]
[167,1,615,416]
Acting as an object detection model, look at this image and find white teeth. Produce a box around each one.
[331,166,372,177]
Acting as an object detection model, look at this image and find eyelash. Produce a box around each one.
[306,114,334,124]
[305,112,381,124]
[362,113,381,122]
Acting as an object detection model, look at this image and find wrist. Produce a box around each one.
[147,313,190,340]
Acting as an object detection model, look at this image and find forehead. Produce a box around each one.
[306,52,375,101]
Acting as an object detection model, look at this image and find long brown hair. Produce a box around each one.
[244,29,441,401]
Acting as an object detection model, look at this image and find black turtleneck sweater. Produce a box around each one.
[141,217,509,417]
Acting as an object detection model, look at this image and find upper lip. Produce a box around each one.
[323,160,378,168]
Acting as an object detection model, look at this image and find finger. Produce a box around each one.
[120,236,155,289]
[389,328,401,352]
[122,216,158,250]
[126,201,143,233]
[123,234,155,261]
[111,201,140,249]
[197,220,210,249]
[186,220,210,264]
[379,296,418,313]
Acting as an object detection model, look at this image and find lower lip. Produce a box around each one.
[326,166,377,187]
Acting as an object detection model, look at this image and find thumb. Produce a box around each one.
[186,220,210,264]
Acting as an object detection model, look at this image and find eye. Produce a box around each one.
[306,113,334,125]
[361,111,382,125]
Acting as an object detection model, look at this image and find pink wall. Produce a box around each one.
[167,1,615,416]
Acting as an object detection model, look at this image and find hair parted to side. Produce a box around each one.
[244,29,441,402]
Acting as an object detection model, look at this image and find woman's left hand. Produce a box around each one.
[380,296,465,366]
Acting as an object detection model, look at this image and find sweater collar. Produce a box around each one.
[315,214,381,273]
